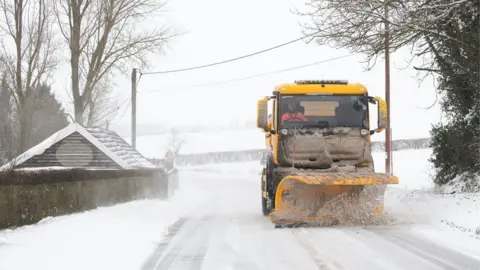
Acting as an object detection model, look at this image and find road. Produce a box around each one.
[140,170,480,270]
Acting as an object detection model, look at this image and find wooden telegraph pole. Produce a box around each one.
[131,68,137,149]
[384,0,392,175]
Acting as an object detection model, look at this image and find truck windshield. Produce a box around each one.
[279,94,367,129]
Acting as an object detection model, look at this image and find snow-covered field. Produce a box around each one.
[0,148,479,269]
[127,129,265,158]
[127,128,408,159]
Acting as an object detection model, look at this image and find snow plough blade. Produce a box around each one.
[269,172,399,226]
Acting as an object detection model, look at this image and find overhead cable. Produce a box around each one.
[141,31,320,75]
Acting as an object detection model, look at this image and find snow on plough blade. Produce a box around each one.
[269,172,399,226]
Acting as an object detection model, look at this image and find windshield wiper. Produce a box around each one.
[331,124,363,128]
[297,124,327,129]
[299,120,330,129]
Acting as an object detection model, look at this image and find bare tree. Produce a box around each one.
[0,0,58,152]
[84,76,121,127]
[54,0,173,125]
[161,128,185,171]
[295,0,471,70]
[0,124,20,169]
[165,128,185,156]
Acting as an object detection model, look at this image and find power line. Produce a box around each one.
[142,53,358,93]
[112,98,131,124]
[141,31,320,75]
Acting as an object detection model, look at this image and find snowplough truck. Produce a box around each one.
[257,80,399,227]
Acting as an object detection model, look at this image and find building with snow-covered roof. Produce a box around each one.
[0,123,157,170]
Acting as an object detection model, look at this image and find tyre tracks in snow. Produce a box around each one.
[291,228,343,270]
[366,227,480,270]
[142,217,213,270]
[289,225,480,270]
[141,215,480,270]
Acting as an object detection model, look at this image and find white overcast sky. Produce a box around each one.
[53,0,442,140]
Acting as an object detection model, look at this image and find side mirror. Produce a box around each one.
[374,96,387,131]
[257,97,269,131]
[260,152,267,165]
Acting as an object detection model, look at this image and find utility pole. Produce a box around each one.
[384,0,392,175]
[131,68,137,149]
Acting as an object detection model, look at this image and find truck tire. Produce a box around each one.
[261,169,270,216]
[262,194,270,216]
[264,154,278,215]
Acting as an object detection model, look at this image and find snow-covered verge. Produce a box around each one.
[439,174,480,194]
[386,189,480,239]
[374,149,480,239]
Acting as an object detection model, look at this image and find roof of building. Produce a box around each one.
[0,123,156,170]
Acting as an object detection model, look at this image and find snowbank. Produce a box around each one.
[440,173,480,193]
[386,188,480,239]
[370,149,480,238]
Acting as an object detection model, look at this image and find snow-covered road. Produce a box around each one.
[139,170,480,270]
[1,149,479,270]
[141,217,480,270]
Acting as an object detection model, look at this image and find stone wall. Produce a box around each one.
[0,168,177,229]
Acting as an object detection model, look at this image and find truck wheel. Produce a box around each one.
[261,169,272,216]
[266,154,277,210]
[262,195,270,216]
